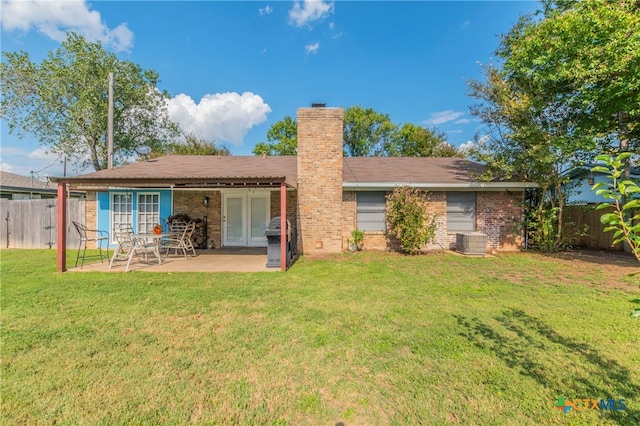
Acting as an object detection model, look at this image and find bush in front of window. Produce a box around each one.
[387,186,437,254]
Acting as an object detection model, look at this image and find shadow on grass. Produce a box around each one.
[455,309,639,425]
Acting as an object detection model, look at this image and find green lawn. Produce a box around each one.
[1,249,639,425]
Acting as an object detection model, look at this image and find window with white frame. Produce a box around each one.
[356,192,386,232]
[447,192,476,231]
[111,193,133,240]
[137,193,160,234]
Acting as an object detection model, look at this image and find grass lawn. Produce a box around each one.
[1,249,639,425]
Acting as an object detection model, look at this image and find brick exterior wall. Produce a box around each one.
[297,107,344,254]
[341,191,357,249]
[476,190,524,251]
[85,192,98,248]
[340,189,525,253]
[173,190,221,249]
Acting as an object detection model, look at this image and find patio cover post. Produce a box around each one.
[281,182,286,271]
[57,182,67,272]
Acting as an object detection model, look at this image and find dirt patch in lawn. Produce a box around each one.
[546,249,639,290]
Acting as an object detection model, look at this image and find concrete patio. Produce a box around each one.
[69,247,278,273]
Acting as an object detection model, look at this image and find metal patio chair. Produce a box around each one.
[109,224,161,272]
[161,222,195,259]
[72,221,110,268]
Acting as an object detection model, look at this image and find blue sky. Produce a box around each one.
[1,0,538,178]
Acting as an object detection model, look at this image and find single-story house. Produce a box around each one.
[53,106,536,271]
[565,164,640,205]
[1,171,84,200]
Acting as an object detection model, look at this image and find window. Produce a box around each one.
[447,192,476,232]
[137,193,160,234]
[111,193,132,241]
[357,192,386,232]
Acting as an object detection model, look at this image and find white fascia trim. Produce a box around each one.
[342,182,539,191]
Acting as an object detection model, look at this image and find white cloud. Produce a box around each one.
[166,92,271,146]
[259,5,273,15]
[27,147,54,160]
[464,134,490,150]
[461,20,470,29]
[458,141,475,154]
[1,163,15,172]
[305,42,320,55]
[0,146,68,177]
[0,0,134,52]
[329,21,334,30]
[454,118,470,125]
[289,0,334,27]
[423,110,465,126]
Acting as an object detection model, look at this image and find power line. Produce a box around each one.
[31,155,63,175]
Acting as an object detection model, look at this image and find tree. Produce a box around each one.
[167,133,230,156]
[251,116,297,156]
[251,107,458,158]
[343,106,396,156]
[500,0,640,166]
[467,0,640,251]
[1,32,179,171]
[384,123,460,157]
[469,63,590,251]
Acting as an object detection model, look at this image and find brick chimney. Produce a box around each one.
[296,106,344,254]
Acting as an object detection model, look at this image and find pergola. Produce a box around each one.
[54,176,292,272]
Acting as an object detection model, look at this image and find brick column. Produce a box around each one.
[296,107,344,254]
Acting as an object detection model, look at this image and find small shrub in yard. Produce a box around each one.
[386,186,437,254]
[351,228,365,251]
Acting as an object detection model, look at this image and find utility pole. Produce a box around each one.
[107,73,114,169]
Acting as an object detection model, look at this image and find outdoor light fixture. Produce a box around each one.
[587,177,595,186]
[203,196,209,207]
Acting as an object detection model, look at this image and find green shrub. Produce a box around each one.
[386,186,437,254]
[351,228,365,251]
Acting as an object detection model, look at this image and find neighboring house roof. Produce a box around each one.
[567,164,640,180]
[57,155,536,190]
[0,171,57,192]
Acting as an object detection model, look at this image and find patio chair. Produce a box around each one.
[161,222,195,259]
[184,221,197,256]
[109,225,161,272]
[72,221,110,268]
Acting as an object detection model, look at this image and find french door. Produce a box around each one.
[222,192,269,247]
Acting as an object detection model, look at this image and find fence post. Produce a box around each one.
[57,183,67,272]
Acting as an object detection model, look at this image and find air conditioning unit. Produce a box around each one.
[456,232,487,256]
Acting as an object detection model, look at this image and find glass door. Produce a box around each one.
[223,195,246,246]
[248,195,268,246]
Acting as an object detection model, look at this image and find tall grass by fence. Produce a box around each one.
[0,199,85,249]
[564,204,639,251]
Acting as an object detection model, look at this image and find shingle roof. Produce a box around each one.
[343,157,487,183]
[60,155,534,189]
[0,171,57,191]
[62,155,298,187]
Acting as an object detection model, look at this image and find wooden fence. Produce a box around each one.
[0,199,85,249]
[563,204,638,251]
